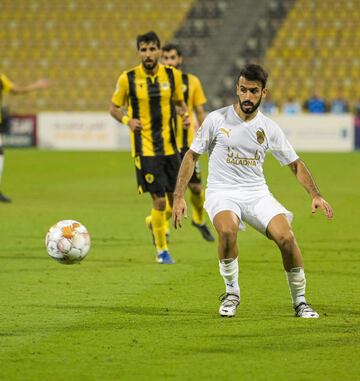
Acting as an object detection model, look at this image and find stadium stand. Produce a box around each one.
[213,0,360,113]
[2,0,359,114]
[173,0,228,62]
[211,0,295,109]
[0,0,195,113]
[265,0,360,109]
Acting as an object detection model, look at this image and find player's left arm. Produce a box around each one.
[193,104,206,127]
[172,68,190,128]
[288,159,333,219]
[10,79,51,94]
[174,100,190,128]
[192,76,207,127]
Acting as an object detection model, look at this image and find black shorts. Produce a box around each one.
[135,154,181,196]
[180,148,202,185]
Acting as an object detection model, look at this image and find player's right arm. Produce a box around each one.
[173,112,215,228]
[173,149,200,228]
[109,102,142,132]
[110,72,142,132]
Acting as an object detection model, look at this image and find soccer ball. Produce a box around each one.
[45,220,91,264]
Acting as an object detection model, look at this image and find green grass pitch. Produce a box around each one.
[0,149,359,381]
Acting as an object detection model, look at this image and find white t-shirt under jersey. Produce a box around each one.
[190,105,299,192]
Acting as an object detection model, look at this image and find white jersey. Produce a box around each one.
[190,105,299,192]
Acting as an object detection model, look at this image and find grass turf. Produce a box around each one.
[0,149,359,381]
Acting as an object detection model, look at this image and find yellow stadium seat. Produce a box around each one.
[1,0,195,112]
[264,0,359,105]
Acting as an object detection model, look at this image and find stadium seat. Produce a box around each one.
[264,0,360,108]
[1,0,196,113]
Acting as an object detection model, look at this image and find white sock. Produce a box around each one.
[219,257,240,297]
[286,267,307,308]
[0,153,4,187]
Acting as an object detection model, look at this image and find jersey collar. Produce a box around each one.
[139,63,162,79]
[231,104,261,124]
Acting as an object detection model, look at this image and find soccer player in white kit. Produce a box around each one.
[172,64,333,318]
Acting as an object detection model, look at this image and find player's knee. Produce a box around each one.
[276,230,295,248]
[153,197,167,211]
[217,225,237,245]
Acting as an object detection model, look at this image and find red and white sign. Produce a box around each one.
[3,115,37,147]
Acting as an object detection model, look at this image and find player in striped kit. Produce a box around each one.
[110,32,189,264]
[161,43,214,242]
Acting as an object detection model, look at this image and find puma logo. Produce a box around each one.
[220,128,231,137]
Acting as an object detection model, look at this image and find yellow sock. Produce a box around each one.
[165,219,171,236]
[165,196,173,234]
[151,208,168,252]
[190,190,205,225]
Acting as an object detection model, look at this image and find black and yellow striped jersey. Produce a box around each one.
[176,72,206,152]
[0,73,14,122]
[112,63,184,157]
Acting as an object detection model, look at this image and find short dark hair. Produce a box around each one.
[237,64,268,88]
[162,43,182,56]
[136,31,161,50]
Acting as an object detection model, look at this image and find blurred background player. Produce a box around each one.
[0,73,50,202]
[282,96,301,115]
[110,31,190,264]
[160,43,214,242]
[330,91,349,114]
[303,92,327,113]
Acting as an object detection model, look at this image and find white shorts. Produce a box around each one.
[204,189,293,236]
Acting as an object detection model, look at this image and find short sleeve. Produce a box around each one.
[269,122,299,166]
[192,76,207,106]
[190,113,214,154]
[172,67,184,102]
[111,72,129,107]
[0,73,14,93]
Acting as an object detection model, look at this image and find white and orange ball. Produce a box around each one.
[45,220,91,264]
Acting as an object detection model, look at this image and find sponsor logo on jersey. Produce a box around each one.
[161,82,170,90]
[226,148,260,166]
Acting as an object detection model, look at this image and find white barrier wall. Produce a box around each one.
[37,112,130,150]
[37,112,354,151]
[273,114,354,152]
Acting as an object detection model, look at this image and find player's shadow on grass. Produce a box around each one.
[314,304,360,317]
